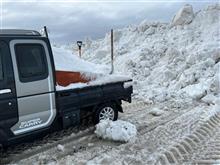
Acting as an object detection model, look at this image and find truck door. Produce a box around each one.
[0,41,18,141]
[10,40,56,135]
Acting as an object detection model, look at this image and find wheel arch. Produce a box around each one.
[92,99,123,113]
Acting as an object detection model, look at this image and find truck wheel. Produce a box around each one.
[94,103,118,124]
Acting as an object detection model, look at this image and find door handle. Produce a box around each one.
[0,89,12,94]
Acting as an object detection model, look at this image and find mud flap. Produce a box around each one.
[62,110,80,128]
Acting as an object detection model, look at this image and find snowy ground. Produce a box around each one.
[15,3,220,165]
[16,100,217,165]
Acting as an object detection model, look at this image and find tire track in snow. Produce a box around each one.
[0,128,95,164]
[156,109,220,165]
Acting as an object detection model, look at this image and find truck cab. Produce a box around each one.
[0,29,132,147]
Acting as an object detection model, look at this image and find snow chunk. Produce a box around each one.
[138,20,149,32]
[182,83,208,100]
[171,4,194,26]
[149,108,164,116]
[57,144,65,152]
[145,27,155,35]
[95,120,137,142]
[87,143,94,147]
[201,94,218,105]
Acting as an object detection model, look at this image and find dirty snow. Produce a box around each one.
[95,120,137,142]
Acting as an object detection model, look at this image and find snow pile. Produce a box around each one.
[52,46,108,74]
[81,4,220,104]
[95,120,137,142]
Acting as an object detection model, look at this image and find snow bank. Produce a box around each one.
[81,4,220,105]
[95,120,137,142]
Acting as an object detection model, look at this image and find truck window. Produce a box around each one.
[0,48,3,80]
[15,44,48,82]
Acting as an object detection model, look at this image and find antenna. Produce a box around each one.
[44,26,49,38]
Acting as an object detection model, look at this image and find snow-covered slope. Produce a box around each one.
[81,4,220,104]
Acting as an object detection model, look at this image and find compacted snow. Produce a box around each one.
[95,120,137,142]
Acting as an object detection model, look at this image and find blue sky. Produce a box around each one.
[1,0,218,43]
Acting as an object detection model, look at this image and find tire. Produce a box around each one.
[0,143,7,152]
[94,103,118,124]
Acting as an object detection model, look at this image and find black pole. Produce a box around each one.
[44,26,49,38]
[77,41,83,58]
[110,29,114,74]
[79,46,82,58]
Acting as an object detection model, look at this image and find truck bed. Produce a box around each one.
[56,80,132,127]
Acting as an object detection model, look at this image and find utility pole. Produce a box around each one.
[110,29,114,74]
[77,41,83,58]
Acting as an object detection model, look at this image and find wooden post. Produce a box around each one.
[110,29,114,74]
